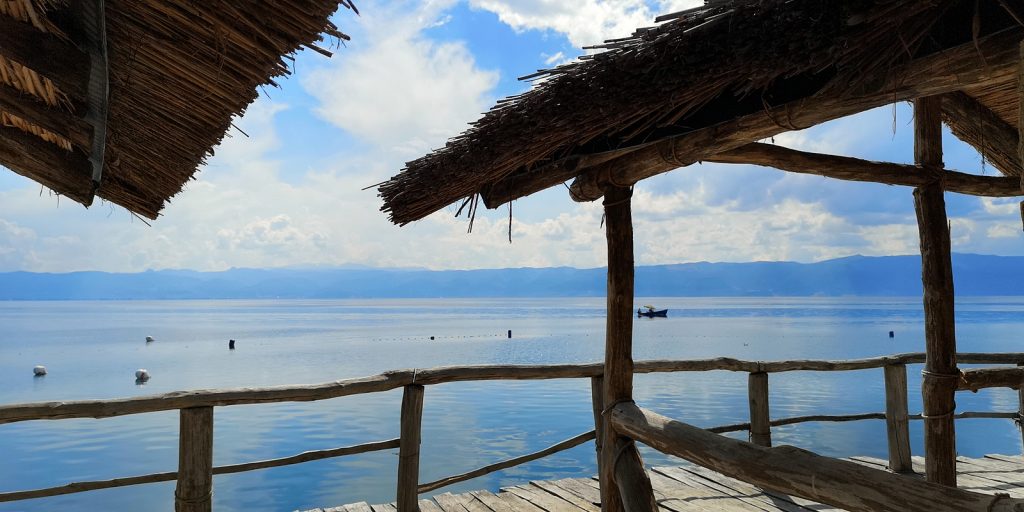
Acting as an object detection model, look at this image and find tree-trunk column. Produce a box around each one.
[599,185,657,512]
[914,96,958,487]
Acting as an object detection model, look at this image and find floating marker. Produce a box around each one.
[430,336,435,340]
[889,331,895,338]
[229,339,236,350]
[145,336,154,343]
[507,330,512,339]
[135,369,150,382]
[33,365,46,376]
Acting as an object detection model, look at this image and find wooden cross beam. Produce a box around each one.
[0,125,93,206]
[0,16,90,101]
[941,92,1021,178]
[706,142,1024,197]
[0,83,92,152]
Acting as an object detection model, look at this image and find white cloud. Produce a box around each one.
[304,1,499,156]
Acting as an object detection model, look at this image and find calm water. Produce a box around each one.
[1,297,1022,511]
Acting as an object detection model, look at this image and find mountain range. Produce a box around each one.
[0,254,1020,300]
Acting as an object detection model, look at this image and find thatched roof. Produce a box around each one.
[379,0,1024,226]
[0,0,357,219]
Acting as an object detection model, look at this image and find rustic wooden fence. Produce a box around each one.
[2,352,1024,511]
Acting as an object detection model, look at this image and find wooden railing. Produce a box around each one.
[1,352,1024,510]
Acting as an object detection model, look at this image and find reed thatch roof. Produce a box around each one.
[379,0,1024,226]
[0,0,357,220]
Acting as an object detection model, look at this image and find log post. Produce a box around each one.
[175,407,213,512]
[1018,363,1024,454]
[914,96,958,487]
[747,372,771,447]
[591,376,605,473]
[397,385,424,512]
[600,185,657,512]
[884,364,913,472]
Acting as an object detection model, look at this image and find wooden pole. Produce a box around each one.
[1018,363,1024,454]
[747,372,771,447]
[175,407,213,512]
[397,385,424,512]
[883,364,912,473]
[914,96,958,487]
[600,185,657,512]
[591,376,605,473]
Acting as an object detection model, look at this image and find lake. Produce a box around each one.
[0,297,1022,511]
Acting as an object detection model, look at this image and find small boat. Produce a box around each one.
[637,305,667,318]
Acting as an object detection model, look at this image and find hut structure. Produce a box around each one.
[0,0,357,220]
[5,1,1024,512]
[376,1,1024,511]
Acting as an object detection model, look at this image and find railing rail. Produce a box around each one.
[2,352,1024,509]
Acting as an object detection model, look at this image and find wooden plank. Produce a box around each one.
[658,466,805,512]
[433,493,472,512]
[884,364,913,473]
[347,502,375,512]
[372,504,397,512]
[914,96,958,487]
[506,484,587,512]
[551,479,602,506]
[419,500,447,512]
[175,407,213,512]
[706,143,1023,198]
[648,471,763,512]
[497,488,550,512]
[469,491,517,512]
[398,385,425,512]
[532,481,601,512]
[611,404,1024,512]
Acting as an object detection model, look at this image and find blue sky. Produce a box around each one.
[0,0,1021,272]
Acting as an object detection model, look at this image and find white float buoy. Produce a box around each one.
[135,369,150,381]
[145,336,154,343]
[33,365,47,376]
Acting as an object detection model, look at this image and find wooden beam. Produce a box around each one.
[0,16,89,100]
[608,403,1024,512]
[940,92,1021,178]
[914,96,958,487]
[707,142,1024,197]
[884,364,913,473]
[0,83,92,151]
[175,407,213,512]
[564,29,1023,203]
[1018,41,1024,189]
[397,385,424,512]
[0,124,93,206]
[601,185,657,512]
[8,353,1024,425]
[959,367,1024,391]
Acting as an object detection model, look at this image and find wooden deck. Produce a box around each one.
[306,455,1024,512]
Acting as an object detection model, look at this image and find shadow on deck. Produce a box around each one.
[307,455,1024,512]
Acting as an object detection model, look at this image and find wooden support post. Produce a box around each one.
[397,385,424,512]
[591,376,605,472]
[1018,363,1024,454]
[748,372,771,447]
[600,185,657,512]
[914,96,958,487]
[175,407,213,512]
[884,364,912,473]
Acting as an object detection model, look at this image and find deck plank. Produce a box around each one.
[308,454,1024,512]
[505,484,586,512]
[530,481,601,512]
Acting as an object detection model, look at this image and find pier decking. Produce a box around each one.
[309,455,1024,512]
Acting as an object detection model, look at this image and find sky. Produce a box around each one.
[0,0,1021,273]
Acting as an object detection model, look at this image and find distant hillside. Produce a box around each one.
[0,254,1021,299]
